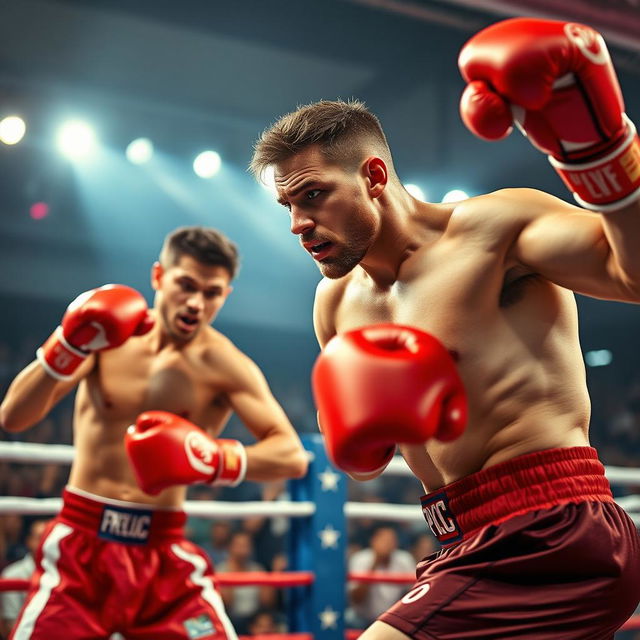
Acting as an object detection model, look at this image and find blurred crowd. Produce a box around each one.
[0,334,639,638]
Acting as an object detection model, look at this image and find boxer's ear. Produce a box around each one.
[363,157,388,198]
[151,261,163,291]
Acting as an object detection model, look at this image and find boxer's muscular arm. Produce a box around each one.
[313,278,338,349]
[2,284,150,432]
[459,18,640,299]
[0,356,95,432]
[489,188,640,301]
[313,278,386,481]
[219,347,308,482]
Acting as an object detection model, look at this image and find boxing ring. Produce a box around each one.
[0,434,639,638]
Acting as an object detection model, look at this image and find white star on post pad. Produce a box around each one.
[318,467,341,492]
[319,605,340,629]
[318,524,341,549]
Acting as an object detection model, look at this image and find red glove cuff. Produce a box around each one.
[210,440,247,487]
[549,117,640,212]
[36,326,88,381]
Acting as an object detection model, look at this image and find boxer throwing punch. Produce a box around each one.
[0,226,308,639]
[251,17,640,639]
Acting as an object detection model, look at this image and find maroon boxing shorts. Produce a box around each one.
[11,487,237,639]
[379,447,640,639]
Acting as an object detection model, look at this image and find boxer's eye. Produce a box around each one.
[180,281,197,293]
[306,189,322,200]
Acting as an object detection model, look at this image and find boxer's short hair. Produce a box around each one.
[160,226,239,280]
[250,99,393,181]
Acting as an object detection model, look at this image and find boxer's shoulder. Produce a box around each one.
[445,188,579,246]
[314,276,349,346]
[197,328,262,388]
[315,275,350,306]
[199,327,239,363]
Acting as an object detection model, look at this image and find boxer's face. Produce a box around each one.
[274,145,379,279]
[152,254,232,341]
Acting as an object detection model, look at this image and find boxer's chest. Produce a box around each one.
[334,237,506,353]
[88,340,223,423]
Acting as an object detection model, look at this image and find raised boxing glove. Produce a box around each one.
[459,17,640,211]
[37,284,154,381]
[125,410,247,495]
[312,324,467,474]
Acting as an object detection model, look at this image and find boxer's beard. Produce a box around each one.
[318,221,372,279]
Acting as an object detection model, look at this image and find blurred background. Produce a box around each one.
[0,0,639,636]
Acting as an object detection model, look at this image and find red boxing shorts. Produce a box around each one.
[10,487,237,640]
[379,447,640,639]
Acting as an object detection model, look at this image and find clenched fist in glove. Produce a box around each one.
[312,324,467,474]
[459,17,640,211]
[37,284,154,381]
[125,411,247,495]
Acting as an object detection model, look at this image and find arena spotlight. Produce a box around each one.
[260,165,277,193]
[404,183,426,201]
[0,115,26,145]
[126,137,153,165]
[56,120,97,159]
[442,189,469,203]
[584,349,613,367]
[29,202,50,220]
[193,150,221,178]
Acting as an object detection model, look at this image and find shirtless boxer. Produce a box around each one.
[251,18,640,639]
[0,226,308,639]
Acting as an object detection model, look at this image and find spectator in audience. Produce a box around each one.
[217,530,277,633]
[201,520,233,566]
[410,533,438,564]
[247,609,281,635]
[347,492,387,552]
[242,480,288,569]
[184,485,221,548]
[347,526,415,628]
[0,515,26,569]
[0,519,48,635]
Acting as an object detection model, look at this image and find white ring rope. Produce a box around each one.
[0,442,317,465]
[3,442,640,486]
[384,453,640,485]
[0,496,637,528]
[345,501,423,522]
[0,441,638,526]
[0,442,75,464]
[0,497,316,518]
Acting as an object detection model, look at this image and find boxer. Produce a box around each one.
[251,17,640,638]
[0,226,308,639]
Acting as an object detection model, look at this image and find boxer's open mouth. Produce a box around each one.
[177,315,198,331]
[310,242,333,260]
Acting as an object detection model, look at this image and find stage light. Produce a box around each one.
[0,116,26,145]
[193,151,221,178]
[404,183,426,201]
[260,165,277,193]
[56,120,97,159]
[442,189,469,203]
[29,202,50,220]
[126,137,153,165]
[584,350,613,367]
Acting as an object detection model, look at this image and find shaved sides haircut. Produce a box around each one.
[250,99,396,182]
[160,226,240,280]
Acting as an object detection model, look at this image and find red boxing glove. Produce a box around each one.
[125,411,247,495]
[312,324,467,474]
[37,284,154,381]
[459,17,640,212]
